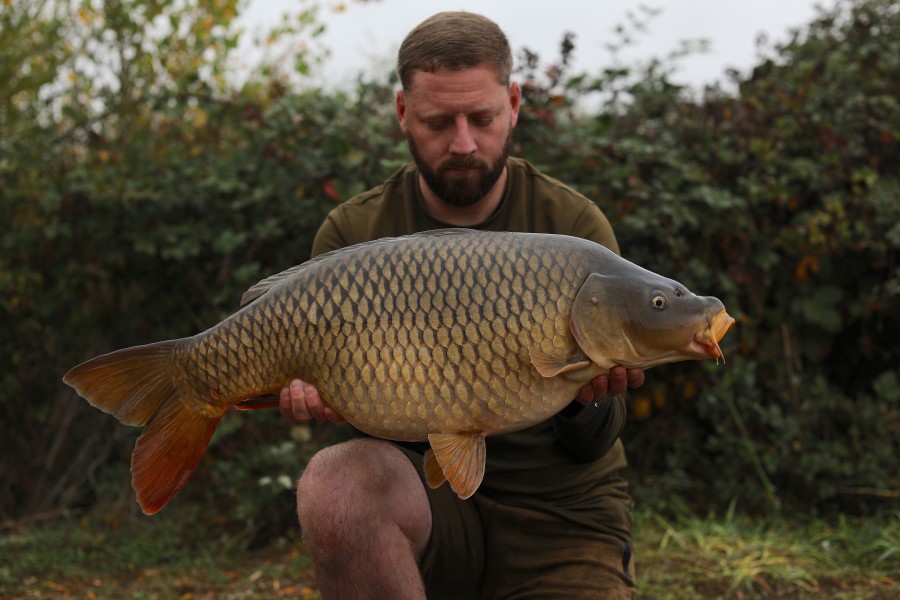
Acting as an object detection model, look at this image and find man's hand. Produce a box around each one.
[280,379,346,424]
[576,366,644,406]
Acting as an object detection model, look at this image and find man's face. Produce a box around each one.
[397,65,521,207]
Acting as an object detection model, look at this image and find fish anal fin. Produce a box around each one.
[423,449,447,489]
[132,396,224,515]
[529,348,592,379]
[235,394,281,411]
[426,432,486,500]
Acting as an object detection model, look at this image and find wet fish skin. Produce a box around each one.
[64,229,734,514]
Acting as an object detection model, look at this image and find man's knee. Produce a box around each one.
[298,439,403,508]
[296,439,431,560]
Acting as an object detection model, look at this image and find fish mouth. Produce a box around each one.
[691,309,736,361]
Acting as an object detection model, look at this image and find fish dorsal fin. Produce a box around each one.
[240,263,309,306]
[425,432,486,500]
[529,348,593,378]
[239,229,480,307]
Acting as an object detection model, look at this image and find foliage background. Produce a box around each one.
[1,0,897,543]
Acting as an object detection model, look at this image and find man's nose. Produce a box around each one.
[449,116,476,155]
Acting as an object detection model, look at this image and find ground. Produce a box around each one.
[2,508,897,599]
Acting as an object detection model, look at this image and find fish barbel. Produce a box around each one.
[64,229,735,514]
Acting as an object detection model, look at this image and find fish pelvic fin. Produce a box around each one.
[425,432,486,500]
[63,340,223,515]
[422,449,447,489]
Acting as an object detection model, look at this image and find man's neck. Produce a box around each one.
[417,167,508,227]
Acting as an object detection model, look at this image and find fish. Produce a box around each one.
[64,229,735,514]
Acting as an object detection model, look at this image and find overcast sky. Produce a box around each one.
[239,0,828,90]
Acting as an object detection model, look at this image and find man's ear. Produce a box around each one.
[508,81,521,128]
[396,89,409,135]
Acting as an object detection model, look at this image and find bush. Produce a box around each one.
[1,0,896,531]
[515,0,899,514]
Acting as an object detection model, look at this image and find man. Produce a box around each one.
[280,12,644,599]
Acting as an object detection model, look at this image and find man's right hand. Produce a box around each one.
[280,379,346,424]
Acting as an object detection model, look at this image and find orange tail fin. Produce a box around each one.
[64,341,223,515]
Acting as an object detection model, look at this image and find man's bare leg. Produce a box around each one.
[296,438,432,600]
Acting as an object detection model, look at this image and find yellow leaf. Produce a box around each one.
[632,396,652,420]
[652,385,667,409]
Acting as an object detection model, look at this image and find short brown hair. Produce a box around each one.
[397,12,513,91]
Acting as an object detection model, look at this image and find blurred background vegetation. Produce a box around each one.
[1,0,897,558]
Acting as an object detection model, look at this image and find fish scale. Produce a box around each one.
[64,229,734,513]
[237,231,592,439]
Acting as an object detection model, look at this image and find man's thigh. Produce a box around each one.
[395,444,634,599]
[479,497,635,599]
[395,444,486,599]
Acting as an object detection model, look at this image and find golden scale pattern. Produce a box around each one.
[179,232,594,438]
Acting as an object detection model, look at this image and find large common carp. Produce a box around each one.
[64,229,734,514]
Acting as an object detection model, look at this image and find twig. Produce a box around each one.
[0,507,83,532]
[726,394,781,510]
[838,487,900,498]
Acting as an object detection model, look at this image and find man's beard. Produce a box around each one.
[408,131,512,207]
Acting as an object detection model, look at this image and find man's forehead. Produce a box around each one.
[406,64,506,94]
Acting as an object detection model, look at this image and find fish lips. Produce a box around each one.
[689,308,736,360]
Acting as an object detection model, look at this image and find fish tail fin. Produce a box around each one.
[64,340,222,515]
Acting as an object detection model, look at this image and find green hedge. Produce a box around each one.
[1,0,896,530]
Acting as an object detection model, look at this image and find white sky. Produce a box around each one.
[239,0,826,90]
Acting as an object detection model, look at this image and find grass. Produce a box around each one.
[634,505,899,599]
[1,505,897,599]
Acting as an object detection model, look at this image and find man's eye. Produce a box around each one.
[426,120,450,130]
[473,118,493,127]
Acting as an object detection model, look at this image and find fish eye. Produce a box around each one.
[651,294,667,310]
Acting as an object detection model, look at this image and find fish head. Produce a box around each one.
[570,271,735,370]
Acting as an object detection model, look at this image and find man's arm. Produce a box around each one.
[549,201,644,460]
[553,367,643,462]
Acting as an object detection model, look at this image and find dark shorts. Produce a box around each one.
[396,445,636,600]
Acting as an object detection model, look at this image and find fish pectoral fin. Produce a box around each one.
[529,348,592,378]
[426,432,486,500]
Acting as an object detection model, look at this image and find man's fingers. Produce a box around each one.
[626,368,645,390]
[323,406,346,423]
[279,386,295,422]
[577,366,646,406]
[607,366,629,396]
[281,379,346,424]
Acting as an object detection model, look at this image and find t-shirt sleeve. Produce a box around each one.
[571,202,621,256]
[311,209,353,258]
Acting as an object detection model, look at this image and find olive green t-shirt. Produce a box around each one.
[311,157,632,538]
